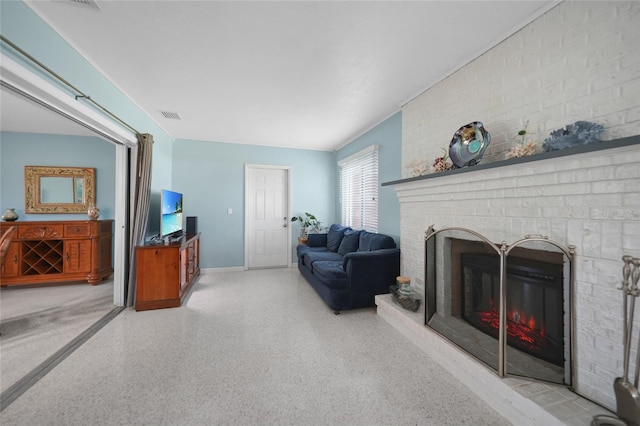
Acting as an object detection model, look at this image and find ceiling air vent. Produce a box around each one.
[160,111,182,120]
[62,0,101,11]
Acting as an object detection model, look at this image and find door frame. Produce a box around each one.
[244,164,292,270]
[1,54,137,306]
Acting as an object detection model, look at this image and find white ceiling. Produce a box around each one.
[7,0,558,151]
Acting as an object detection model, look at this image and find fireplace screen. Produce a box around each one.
[424,227,574,386]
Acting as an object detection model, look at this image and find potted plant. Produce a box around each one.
[291,212,325,244]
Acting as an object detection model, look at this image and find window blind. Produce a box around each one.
[338,145,379,232]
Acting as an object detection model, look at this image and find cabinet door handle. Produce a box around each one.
[13,254,17,264]
[65,253,70,261]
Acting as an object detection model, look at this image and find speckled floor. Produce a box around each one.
[0,280,114,393]
[1,268,510,425]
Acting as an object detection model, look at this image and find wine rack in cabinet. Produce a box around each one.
[0,220,113,286]
[22,239,65,275]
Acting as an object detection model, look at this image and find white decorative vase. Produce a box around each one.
[87,205,100,220]
[1,208,19,222]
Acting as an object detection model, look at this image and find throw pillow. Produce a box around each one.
[358,231,396,251]
[337,230,361,256]
[327,224,349,252]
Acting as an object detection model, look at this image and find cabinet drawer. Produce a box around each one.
[18,224,64,239]
[64,223,91,237]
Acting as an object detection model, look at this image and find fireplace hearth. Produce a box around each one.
[424,227,575,386]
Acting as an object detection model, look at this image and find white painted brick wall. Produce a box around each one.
[395,1,640,411]
[394,145,639,410]
[402,1,640,179]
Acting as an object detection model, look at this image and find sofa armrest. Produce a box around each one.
[306,233,328,247]
[343,248,400,294]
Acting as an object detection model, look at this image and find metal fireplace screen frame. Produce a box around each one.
[424,225,576,387]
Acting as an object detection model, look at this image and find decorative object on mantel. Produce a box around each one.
[431,148,453,173]
[542,120,604,152]
[1,208,19,222]
[506,120,539,159]
[390,276,421,312]
[449,121,491,168]
[87,204,100,220]
[407,159,429,177]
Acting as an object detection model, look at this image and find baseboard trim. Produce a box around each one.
[200,267,245,273]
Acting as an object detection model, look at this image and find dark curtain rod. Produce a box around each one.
[1,35,140,136]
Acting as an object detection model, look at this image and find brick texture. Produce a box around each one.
[397,1,640,410]
[402,1,639,178]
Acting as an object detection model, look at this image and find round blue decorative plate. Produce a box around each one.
[449,121,491,168]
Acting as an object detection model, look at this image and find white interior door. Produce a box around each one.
[245,165,291,269]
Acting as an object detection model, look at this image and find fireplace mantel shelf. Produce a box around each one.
[383,135,640,187]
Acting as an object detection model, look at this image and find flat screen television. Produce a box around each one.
[161,189,183,239]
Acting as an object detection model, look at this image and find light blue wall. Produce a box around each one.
[335,112,402,243]
[0,132,116,221]
[172,139,335,268]
[0,0,173,191]
[173,114,402,269]
[1,0,402,268]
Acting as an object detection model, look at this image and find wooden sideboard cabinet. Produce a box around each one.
[135,234,200,311]
[0,220,113,286]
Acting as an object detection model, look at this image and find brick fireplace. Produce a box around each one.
[379,1,639,419]
[383,140,640,414]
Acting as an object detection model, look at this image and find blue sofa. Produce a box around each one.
[296,224,400,313]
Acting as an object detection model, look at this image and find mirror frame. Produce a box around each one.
[24,165,96,213]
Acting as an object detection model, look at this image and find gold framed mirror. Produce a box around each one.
[25,166,96,213]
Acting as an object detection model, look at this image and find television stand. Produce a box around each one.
[165,234,184,244]
[135,233,200,311]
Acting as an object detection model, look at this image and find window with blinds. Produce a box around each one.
[338,145,379,232]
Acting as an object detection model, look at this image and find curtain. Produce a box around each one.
[126,133,153,307]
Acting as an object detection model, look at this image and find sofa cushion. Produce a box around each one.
[306,233,328,247]
[337,229,361,256]
[297,245,329,265]
[358,231,396,252]
[326,224,350,252]
[303,250,344,269]
[311,261,349,289]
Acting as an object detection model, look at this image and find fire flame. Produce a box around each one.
[478,299,547,349]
